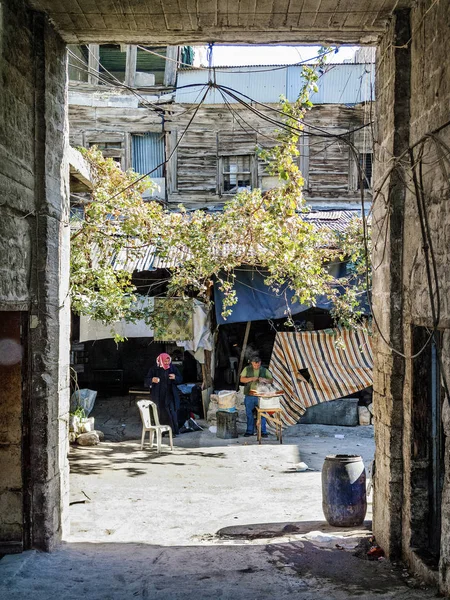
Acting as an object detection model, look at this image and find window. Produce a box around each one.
[349,127,373,192]
[132,133,164,177]
[88,141,124,168]
[98,44,126,83]
[358,153,373,189]
[220,155,255,195]
[136,47,168,86]
[68,45,89,82]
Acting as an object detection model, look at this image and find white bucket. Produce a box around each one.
[80,417,95,433]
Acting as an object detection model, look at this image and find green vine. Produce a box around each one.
[70,50,371,337]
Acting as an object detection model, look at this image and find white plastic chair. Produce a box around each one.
[137,399,173,453]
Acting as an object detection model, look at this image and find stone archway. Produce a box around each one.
[2,0,450,593]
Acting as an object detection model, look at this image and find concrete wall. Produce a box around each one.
[373,1,450,593]
[0,0,70,550]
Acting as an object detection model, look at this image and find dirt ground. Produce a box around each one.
[0,397,438,599]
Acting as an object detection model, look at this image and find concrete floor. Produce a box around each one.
[0,398,438,599]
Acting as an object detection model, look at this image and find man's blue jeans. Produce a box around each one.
[244,395,267,434]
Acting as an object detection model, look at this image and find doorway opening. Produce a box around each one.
[66,41,375,552]
[0,311,29,554]
[411,326,444,566]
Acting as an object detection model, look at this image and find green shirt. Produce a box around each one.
[240,365,273,396]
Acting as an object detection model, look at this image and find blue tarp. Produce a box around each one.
[213,266,369,325]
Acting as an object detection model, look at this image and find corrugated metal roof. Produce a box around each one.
[304,209,369,233]
[91,243,186,272]
[179,62,374,70]
[176,64,375,105]
[296,64,375,105]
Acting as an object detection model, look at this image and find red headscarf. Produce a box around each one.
[156,353,172,370]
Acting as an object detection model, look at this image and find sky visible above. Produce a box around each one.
[195,45,358,67]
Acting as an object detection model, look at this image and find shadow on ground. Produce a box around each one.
[0,538,434,600]
[69,443,227,477]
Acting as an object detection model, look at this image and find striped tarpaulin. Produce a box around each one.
[269,328,373,426]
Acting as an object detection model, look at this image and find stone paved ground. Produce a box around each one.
[0,399,438,598]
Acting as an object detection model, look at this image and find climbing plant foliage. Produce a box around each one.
[70,53,371,336]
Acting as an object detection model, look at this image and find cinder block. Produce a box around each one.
[300,397,360,427]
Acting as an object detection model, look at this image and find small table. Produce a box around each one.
[128,387,150,407]
[256,407,283,444]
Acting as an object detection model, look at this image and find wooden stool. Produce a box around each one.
[256,407,283,444]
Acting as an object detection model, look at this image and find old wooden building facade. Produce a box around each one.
[68,57,375,210]
[167,63,374,209]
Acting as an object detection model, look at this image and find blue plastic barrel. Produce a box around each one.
[322,454,367,527]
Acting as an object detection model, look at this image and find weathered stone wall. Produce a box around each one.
[407,0,450,592]
[0,0,70,551]
[373,0,450,592]
[0,0,35,309]
[372,9,410,559]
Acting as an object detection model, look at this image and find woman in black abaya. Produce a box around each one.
[145,353,182,435]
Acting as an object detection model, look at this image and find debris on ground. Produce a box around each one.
[296,462,309,471]
[76,431,100,446]
[367,545,385,560]
[353,535,385,561]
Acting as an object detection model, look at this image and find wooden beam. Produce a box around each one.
[87,44,100,85]
[125,45,137,87]
[164,46,179,87]
[124,133,132,171]
[236,321,251,391]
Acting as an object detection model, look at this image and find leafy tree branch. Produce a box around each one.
[70,51,371,334]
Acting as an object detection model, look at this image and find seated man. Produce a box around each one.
[240,354,273,438]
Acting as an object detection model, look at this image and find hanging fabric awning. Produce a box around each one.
[79,298,213,355]
[269,327,373,426]
[213,264,369,325]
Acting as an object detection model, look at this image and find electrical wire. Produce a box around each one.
[356,123,450,363]
[216,87,282,146]
[216,83,373,140]
[72,40,450,391]
[105,85,211,202]
[69,48,373,147]
[67,49,165,115]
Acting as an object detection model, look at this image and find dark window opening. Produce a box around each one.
[411,327,444,565]
[358,152,373,189]
[98,44,126,83]
[136,47,167,86]
[222,155,252,194]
